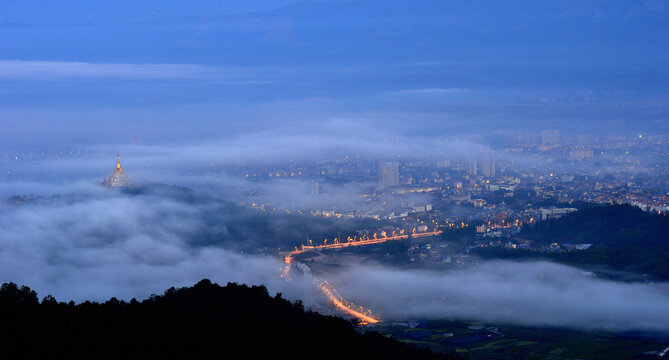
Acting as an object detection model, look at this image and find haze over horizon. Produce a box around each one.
[1,0,667,149]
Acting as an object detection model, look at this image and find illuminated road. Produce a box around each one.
[316,279,380,325]
[288,230,443,256]
[280,230,443,324]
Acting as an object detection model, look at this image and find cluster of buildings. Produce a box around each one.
[233,132,667,252]
[258,132,667,264]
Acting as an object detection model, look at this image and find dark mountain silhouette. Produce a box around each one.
[0,280,456,360]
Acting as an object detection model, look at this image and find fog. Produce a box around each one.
[1,184,669,332]
[0,184,302,302]
[333,262,669,332]
[0,120,487,205]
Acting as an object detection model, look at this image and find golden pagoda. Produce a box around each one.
[103,154,130,188]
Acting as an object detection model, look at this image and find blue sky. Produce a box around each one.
[1,0,667,148]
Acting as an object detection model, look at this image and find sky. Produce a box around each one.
[1,0,668,149]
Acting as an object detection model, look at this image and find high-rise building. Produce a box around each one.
[467,152,496,177]
[306,180,320,195]
[518,132,539,146]
[541,129,560,146]
[481,151,496,177]
[103,154,130,188]
[378,161,399,188]
[467,158,478,176]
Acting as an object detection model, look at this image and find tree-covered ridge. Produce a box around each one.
[519,204,667,246]
[0,280,454,360]
[478,205,669,279]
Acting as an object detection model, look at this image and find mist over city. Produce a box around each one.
[1,1,668,359]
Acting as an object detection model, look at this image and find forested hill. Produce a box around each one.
[0,280,454,360]
[520,204,668,247]
[477,204,669,279]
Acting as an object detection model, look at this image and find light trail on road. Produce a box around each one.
[316,279,380,325]
[279,229,443,324]
[288,230,443,256]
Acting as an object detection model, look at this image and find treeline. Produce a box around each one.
[519,204,665,246]
[0,280,455,360]
[477,205,669,279]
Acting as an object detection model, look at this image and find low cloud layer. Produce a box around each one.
[2,185,669,332]
[333,262,669,332]
[0,60,213,79]
[0,186,298,302]
[0,120,491,203]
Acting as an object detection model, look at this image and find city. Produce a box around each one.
[1,1,669,359]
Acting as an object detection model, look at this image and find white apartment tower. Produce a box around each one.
[378,161,399,188]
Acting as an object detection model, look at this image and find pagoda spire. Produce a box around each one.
[115,153,123,172]
[103,153,129,188]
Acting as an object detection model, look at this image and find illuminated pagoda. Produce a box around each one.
[103,154,130,188]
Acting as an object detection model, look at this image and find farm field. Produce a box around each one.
[371,320,669,360]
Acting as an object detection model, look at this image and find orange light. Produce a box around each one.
[317,280,380,325]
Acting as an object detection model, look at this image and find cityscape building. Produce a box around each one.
[467,158,478,176]
[541,129,560,146]
[468,152,496,177]
[378,161,399,188]
[481,151,496,178]
[306,180,320,195]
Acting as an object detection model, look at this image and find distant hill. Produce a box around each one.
[0,280,454,360]
[519,204,666,246]
[477,205,669,279]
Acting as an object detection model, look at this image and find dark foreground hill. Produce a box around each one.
[0,280,454,360]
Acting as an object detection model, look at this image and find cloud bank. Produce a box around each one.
[333,262,669,332]
[1,185,669,332]
[0,185,297,302]
[0,60,217,79]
